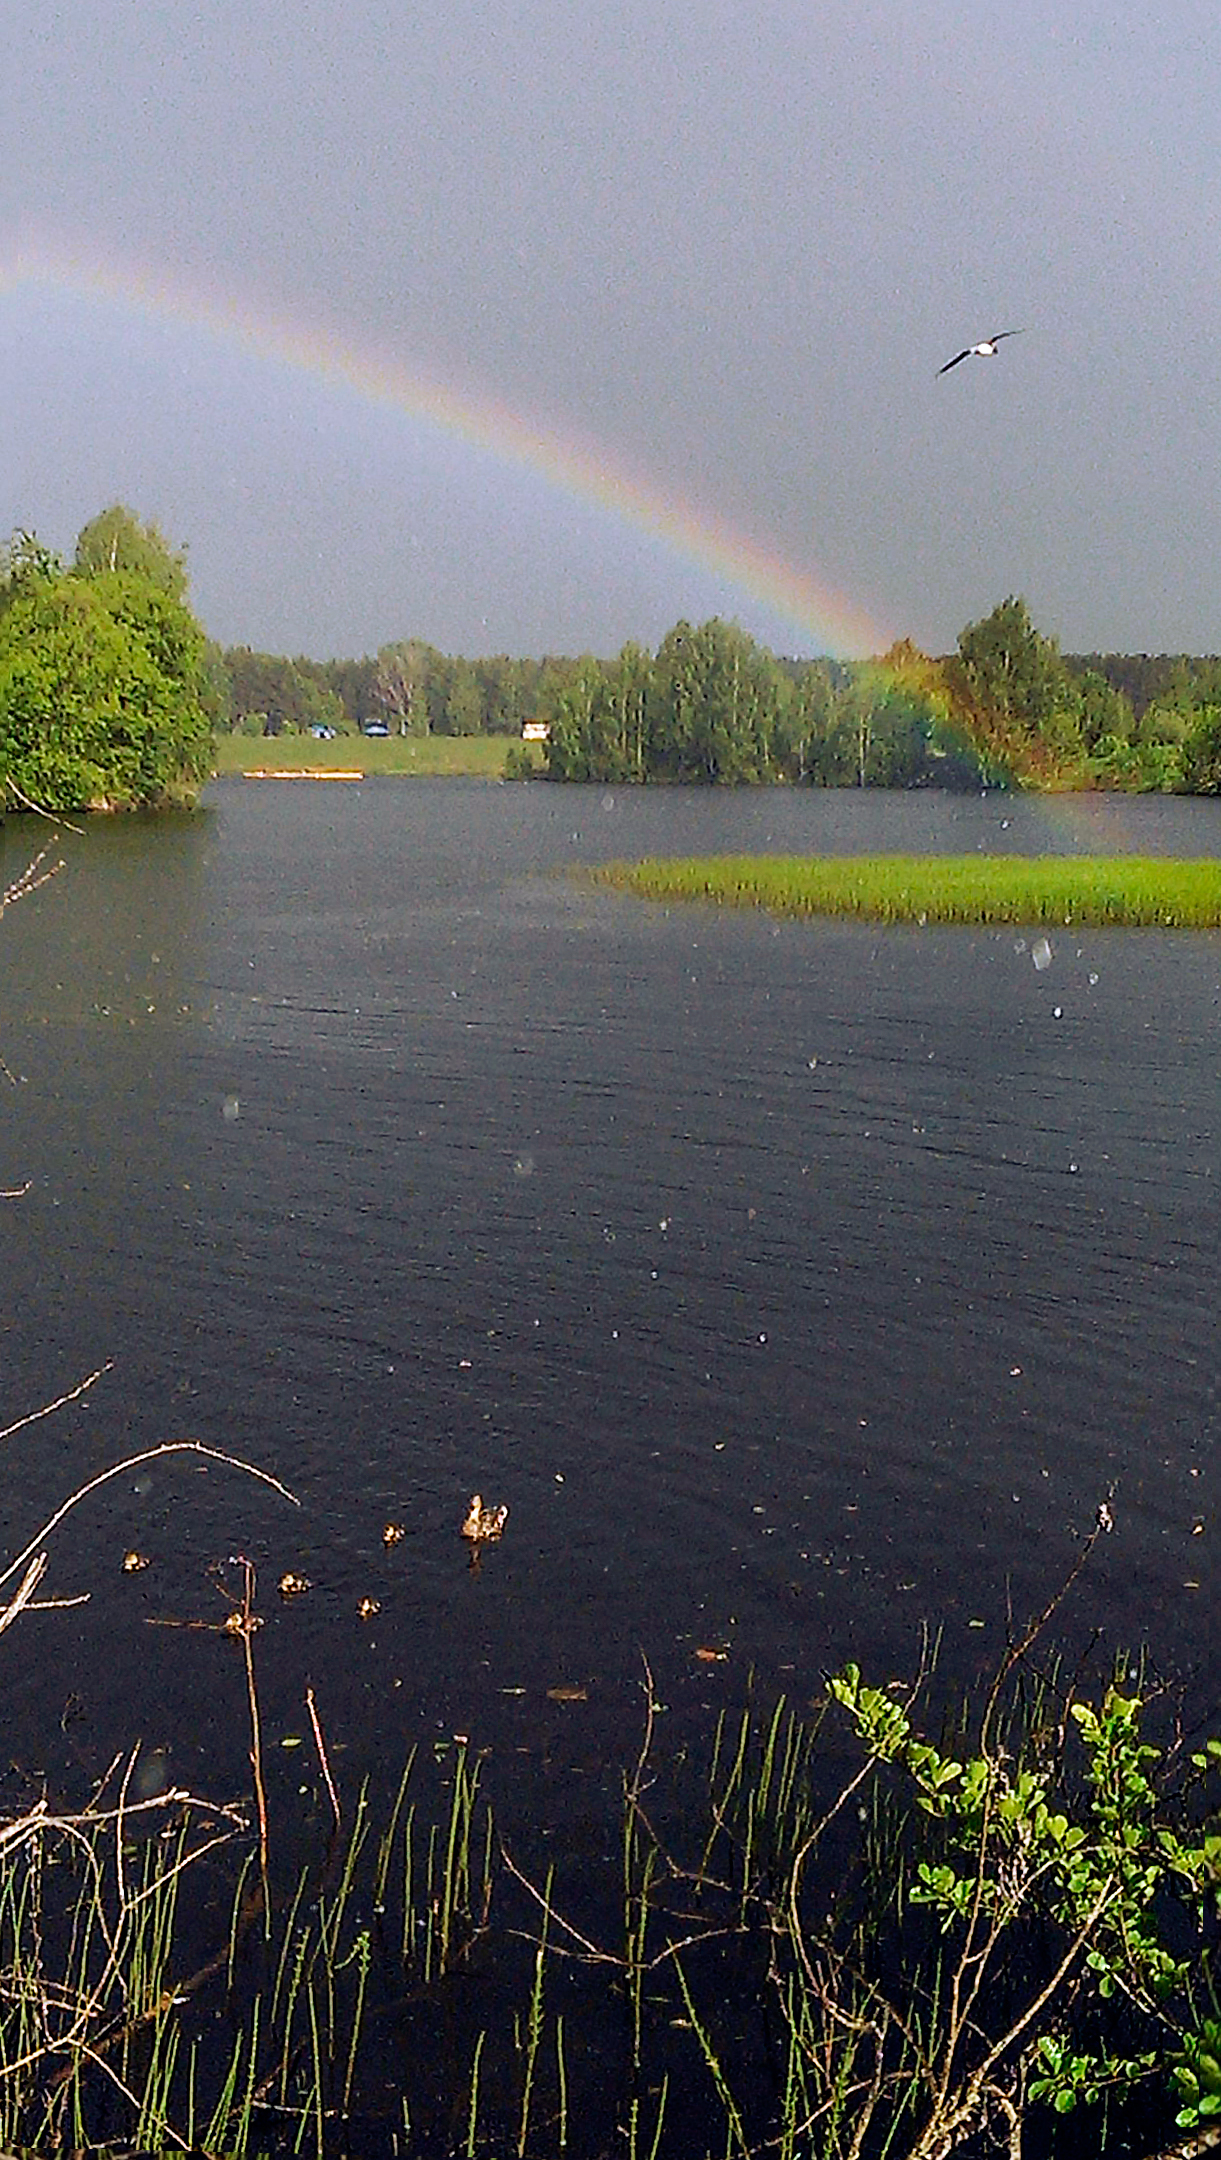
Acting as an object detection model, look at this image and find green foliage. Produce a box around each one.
[0,530,64,605]
[1076,667,1135,748]
[1172,2015,1221,2127]
[223,647,346,736]
[546,643,651,780]
[1087,732,1184,791]
[206,608,1220,795]
[647,618,783,781]
[0,562,212,810]
[1181,704,1221,792]
[373,637,435,734]
[950,595,1085,781]
[73,502,190,602]
[827,1654,1221,2141]
[443,654,483,737]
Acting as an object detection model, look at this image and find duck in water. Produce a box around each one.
[461,1494,508,1544]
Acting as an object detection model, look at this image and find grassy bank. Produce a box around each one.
[211,732,541,779]
[590,851,1221,927]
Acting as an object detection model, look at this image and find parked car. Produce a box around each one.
[362,721,390,737]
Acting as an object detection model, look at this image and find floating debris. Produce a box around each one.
[1097,1501,1114,1534]
[461,1494,508,1543]
[121,1550,151,1573]
[224,1608,263,1637]
[382,1522,406,1547]
[278,1572,311,1597]
[546,1684,588,1703]
[358,1597,381,1619]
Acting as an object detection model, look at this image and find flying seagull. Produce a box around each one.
[938,330,1024,376]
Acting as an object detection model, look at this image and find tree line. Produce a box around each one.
[4,503,1221,809]
[218,602,1221,794]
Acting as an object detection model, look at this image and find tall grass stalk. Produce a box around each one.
[465,2027,486,2158]
[672,1953,749,2158]
[517,1864,552,2156]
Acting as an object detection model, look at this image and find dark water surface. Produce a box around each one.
[2,783,1217,1830]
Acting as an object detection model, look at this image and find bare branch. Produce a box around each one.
[0,1439,299,1600]
[0,1362,113,1444]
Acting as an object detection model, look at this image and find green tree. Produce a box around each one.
[773,659,845,781]
[951,596,1084,781]
[1181,705,1221,792]
[221,649,342,735]
[73,504,189,603]
[648,619,782,782]
[0,531,64,610]
[0,551,211,810]
[374,639,433,734]
[476,654,538,735]
[443,656,483,737]
[1076,668,1135,748]
[544,656,612,778]
[549,640,653,781]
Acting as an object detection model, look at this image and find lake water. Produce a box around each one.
[1,783,1217,1834]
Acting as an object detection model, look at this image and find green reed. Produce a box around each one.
[1,1605,1215,2157]
[0,1727,501,2157]
[591,850,1221,927]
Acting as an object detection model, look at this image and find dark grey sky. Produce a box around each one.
[5,0,1220,658]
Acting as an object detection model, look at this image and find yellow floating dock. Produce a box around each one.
[241,769,365,781]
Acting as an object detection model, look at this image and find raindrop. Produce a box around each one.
[1052,1004,1062,1017]
[222,1094,240,1121]
[1031,937,1053,971]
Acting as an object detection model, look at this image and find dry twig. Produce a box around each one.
[0,1361,113,1444]
[306,1684,342,1832]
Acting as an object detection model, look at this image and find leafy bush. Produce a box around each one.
[0,557,211,810]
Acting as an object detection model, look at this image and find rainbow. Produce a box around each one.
[3,236,891,658]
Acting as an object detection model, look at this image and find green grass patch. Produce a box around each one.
[590,851,1221,927]
[211,732,538,779]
